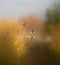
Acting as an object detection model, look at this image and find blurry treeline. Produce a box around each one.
[45,1,60,65]
[0,1,60,65]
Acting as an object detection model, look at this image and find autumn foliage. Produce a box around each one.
[0,12,60,65]
[0,16,47,65]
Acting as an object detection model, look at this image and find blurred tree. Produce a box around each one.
[18,14,51,65]
[18,14,45,43]
[45,1,60,65]
[18,14,44,32]
[0,19,20,65]
[45,1,60,33]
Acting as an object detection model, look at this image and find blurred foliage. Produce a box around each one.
[0,20,20,65]
[0,11,60,65]
[0,16,45,65]
[45,1,60,65]
[18,14,44,33]
[45,1,60,33]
